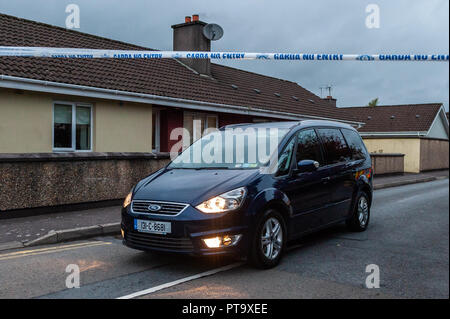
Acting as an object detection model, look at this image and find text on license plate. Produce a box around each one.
[134,219,171,234]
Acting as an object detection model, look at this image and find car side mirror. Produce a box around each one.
[297,160,320,173]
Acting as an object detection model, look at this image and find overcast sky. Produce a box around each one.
[0,0,448,110]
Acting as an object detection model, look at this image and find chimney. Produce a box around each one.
[171,14,211,75]
[323,95,337,108]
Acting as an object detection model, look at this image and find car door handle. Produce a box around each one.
[321,177,331,184]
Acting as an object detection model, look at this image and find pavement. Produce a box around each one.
[0,178,448,299]
[0,169,447,248]
[0,206,121,247]
[373,169,449,189]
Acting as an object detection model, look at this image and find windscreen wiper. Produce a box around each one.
[194,166,230,170]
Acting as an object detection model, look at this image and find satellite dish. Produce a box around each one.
[202,23,224,41]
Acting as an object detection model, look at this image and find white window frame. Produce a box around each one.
[152,109,161,152]
[52,101,93,152]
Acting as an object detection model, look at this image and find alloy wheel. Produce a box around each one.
[357,196,369,227]
[261,217,283,260]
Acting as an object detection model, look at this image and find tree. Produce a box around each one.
[368,98,379,107]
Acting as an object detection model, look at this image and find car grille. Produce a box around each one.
[131,200,189,216]
[125,231,194,251]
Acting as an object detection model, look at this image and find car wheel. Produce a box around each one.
[249,209,286,269]
[346,191,370,232]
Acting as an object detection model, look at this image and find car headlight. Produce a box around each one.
[196,187,247,214]
[123,191,132,208]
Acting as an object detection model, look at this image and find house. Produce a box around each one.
[0,13,361,155]
[341,103,449,173]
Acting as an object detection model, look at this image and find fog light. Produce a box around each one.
[121,229,125,238]
[202,234,242,248]
[203,237,222,248]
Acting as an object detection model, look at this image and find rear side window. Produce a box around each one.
[296,129,323,164]
[341,129,368,160]
[317,128,351,164]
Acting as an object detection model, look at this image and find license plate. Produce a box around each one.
[134,219,171,235]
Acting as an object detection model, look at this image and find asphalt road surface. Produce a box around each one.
[0,179,448,299]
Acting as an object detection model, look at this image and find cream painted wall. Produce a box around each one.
[0,89,53,153]
[363,138,421,173]
[0,89,153,153]
[94,100,152,152]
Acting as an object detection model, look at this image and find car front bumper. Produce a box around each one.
[121,204,250,256]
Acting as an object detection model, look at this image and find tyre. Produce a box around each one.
[249,209,286,269]
[346,191,370,232]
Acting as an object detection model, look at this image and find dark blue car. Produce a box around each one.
[121,120,373,268]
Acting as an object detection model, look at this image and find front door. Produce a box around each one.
[280,129,333,234]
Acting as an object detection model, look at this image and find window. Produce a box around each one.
[296,129,323,164]
[183,112,218,149]
[206,115,218,130]
[53,102,92,151]
[76,106,91,150]
[170,128,289,170]
[341,129,368,160]
[277,138,295,176]
[54,104,72,149]
[317,128,350,165]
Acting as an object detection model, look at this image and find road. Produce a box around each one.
[0,179,448,299]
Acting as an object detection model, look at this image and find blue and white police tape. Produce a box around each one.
[0,46,448,62]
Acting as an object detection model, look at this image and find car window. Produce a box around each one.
[169,128,290,169]
[277,138,295,176]
[341,129,368,160]
[317,128,351,165]
[296,129,323,164]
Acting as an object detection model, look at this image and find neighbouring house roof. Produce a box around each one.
[0,13,358,124]
[341,103,447,136]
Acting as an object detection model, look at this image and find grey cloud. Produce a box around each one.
[0,0,448,110]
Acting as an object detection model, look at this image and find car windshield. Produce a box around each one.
[169,127,290,170]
